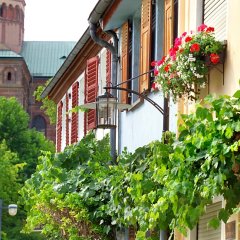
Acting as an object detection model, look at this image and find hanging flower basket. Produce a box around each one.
[152,24,225,102]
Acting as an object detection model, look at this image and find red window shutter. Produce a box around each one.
[164,0,174,54]
[65,93,69,146]
[71,82,79,144]
[84,56,99,134]
[56,101,63,152]
[121,21,129,104]
[139,0,152,93]
[106,48,111,89]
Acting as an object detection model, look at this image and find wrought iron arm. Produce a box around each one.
[104,86,164,115]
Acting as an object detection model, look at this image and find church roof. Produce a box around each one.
[0,50,22,58]
[20,41,76,78]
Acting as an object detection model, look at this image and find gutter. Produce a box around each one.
[41,0,113,99]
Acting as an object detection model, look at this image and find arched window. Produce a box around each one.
[7,72,11,81]
[15,5,20,21]
[31,115,47,135]
[1,3,7,18]
[8,4,14,20]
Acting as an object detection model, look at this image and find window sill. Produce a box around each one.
[127,97,144,112]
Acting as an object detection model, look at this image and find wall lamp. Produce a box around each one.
[0,199,17,240]
[81,71,169,131]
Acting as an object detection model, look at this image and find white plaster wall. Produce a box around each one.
[120,91,177,153]
[61,95,66,151]
[78,74,85,141]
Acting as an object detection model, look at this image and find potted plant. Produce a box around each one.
[152,24,225,102]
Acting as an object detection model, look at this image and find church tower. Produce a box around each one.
[0,0,25,53]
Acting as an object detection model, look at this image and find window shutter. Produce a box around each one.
[66,93,69,146]
[204,0,227,41]
[56,101,63,152]
[129,226,136,240]
[121,21,129,104]
[164,0,174,54]
[139,0,152,93]
[85,56,99,133]
[71,82,79,144]
[198,202,222,240]
[106,48,111,89]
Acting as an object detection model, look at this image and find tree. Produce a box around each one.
[0,97,55,239]
[34,79,57,124]
[0,97,55,179]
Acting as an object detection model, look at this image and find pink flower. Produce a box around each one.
[190,43,200,52]
[181,32,187,37]
[151,61,157,67]
[174,37,182,47]
[185,36,192,42]
[210,53,220,64]
[198,24,207,32]
[157,56,166,66]
[154,68,159,76]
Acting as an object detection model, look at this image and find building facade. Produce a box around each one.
[0,0,75,142]
[43,0,240,239]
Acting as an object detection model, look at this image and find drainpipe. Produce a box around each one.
[89,22,118,164]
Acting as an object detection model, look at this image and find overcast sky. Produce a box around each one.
[24,0,98,41]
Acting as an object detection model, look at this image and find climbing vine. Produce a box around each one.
[21,92,240,239]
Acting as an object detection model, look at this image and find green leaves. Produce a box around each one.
[21,92,240,239]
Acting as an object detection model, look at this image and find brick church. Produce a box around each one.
[0,0,75,143]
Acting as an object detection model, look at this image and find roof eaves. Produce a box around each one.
[41,28,91,98]
[41,0,113,99]
[88,0,113,24]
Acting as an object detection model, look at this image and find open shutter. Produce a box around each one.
[71,82,79,144]
[121,21,129,104]
[56,101,63,152]
[139,0,152,93]
[164,0,174,54]
[198,202,222,240]
[85,56,99,133]
[66,93,69,146]
[204,0,227,41]
[106,48,111,89]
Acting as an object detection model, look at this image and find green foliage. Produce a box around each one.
[20,133,113,239]
[34,79,57,124]
[21,93,240,239]
[0,97,55,239]
[0,97,55,179]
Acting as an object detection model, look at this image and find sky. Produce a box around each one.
[24,0,98,41]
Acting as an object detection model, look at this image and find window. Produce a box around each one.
[31,115,47,135]
[7,72,11,81]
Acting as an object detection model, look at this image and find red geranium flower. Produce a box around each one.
[185,36,192,42]
[190,43,200,52]
[154,68,159,76]
[210,53,220,64]
[151,82,158,91]
[164,64,171,72]
[206,27,214,32]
